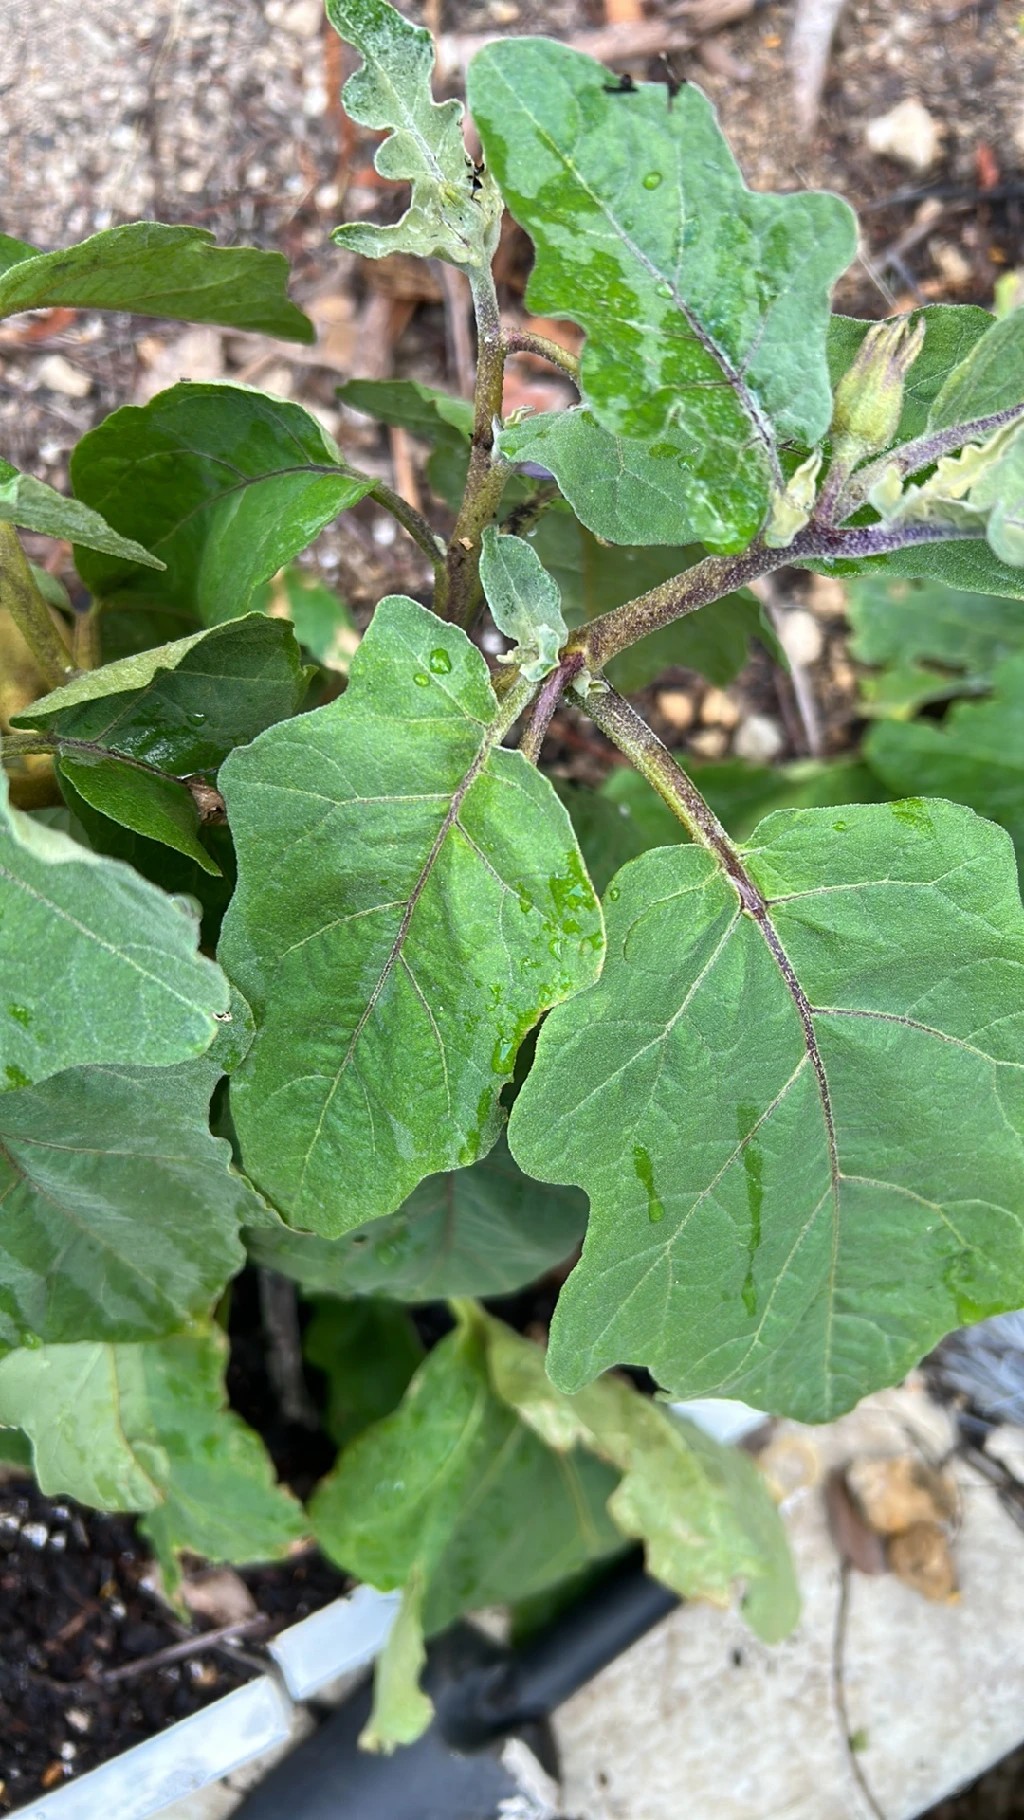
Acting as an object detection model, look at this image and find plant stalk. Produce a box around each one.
[503,328,580,384]
[369,478,449,610]
[0,523,74,691]
[851,399,1024,506]
[445,267,509,629]
[518,652,585,765]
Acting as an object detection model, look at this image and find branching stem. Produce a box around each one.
[369,478,449,607]
[0,523,74,691]
[519,652,584,765]
[503,328,580,384]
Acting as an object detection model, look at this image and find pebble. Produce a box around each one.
[866,98,944,174]
[655,688,695,732]
[700,687,741,730]
[35,354,91,399]
[734,714,784,763]
[780,609,824,668]
[689,727,729,759]
[281,0,322,35]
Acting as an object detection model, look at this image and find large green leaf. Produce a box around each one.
[0,1052,255,1352]
[70,384,375,629]
[338,377,474,442]
[927,307,1024,429]
[510,799,1024,1422]
[0,457,162,565]
[309,1316,622,1747]
[483,1315,797,1643]
[0,1330,304,1586]
[245,1133,587,1300]
[848,575,1024,717]
[529,505,763,691]
[499,408,713,550]
[866,653,1024,870]
[469,46,856,550]
[326,0,501,269]
[0,224,313,340]
[219,595,603,1234]
[0,769,227,1089]
[14,614,310,775]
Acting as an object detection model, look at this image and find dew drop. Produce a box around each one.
[7,1004,31,1028]
[654,280,673,300]
[642,171,663,190]
[607,885,621,902]
[429,647,452,675]
[186,711,207,726]
[413,672,431,687]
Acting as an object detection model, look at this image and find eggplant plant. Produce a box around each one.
[2,0,1024,1747]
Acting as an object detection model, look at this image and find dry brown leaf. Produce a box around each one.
[886,1522,959,1603]
[846,1455,958,1536]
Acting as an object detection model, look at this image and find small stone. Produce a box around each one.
[866,99,944,174]
[780,609,824,668]
[700,687,740,730]
[35,354,91,399]
[65,1709,91,1734]
[931,241,973,292]
[689,727,729,759]
[656,688,695,731]
[282,0,322,35]
[734,715,783,763]
[490,0,521,18]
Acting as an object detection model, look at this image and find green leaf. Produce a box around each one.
[0,1330,305,1586]
[304,1298,424,1447]
[928,307,1024,429]
[499,408,712,549]
[469,47,856,550]
[971,424,1024,566]
[0,1052,255,1352]
[70,384,375,629]
[528,506,763,691]
[510,800,1024,1422]
[479,528,568,680]
[848,575,1024,717]
[338,377,474,443]
[14,613,311,776]
[865,653,1024,872]
[483,1317,797,1642]
[326,0,502,269]
[55,754,219,875]
[827,306,993,444]
[0,1427,30,1468]
[0,224,313,340]
[0,456,162,565]
[245,1133,587,1300]
[219,594,604,1234]
[309,1317,622,1747]
[0,768,227,1089]
[251,568,359,673]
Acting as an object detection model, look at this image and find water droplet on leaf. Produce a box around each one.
[413,672,431,687]
[643,171,663,190]
[429,647,452,674]
[655,280,673,299]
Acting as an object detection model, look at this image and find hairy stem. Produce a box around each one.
[369,478,449,609]
[503,328,580,384]
[519,651,585,765]
[446,267,509,629]
[578,682,764,914]
[0,523,74,691]
[851,399,1024,506]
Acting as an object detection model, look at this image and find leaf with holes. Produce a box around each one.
[245,1132,587,1300]
[510,800,1024,1422]
[0,768,227,1090]
[70,384,374,631]
[0,224,313,339]
[0,1050,255,1353]
[219,594,604,1234]
[326,0,502,269]
[469,45,856,550]
[0,1330,304,1587]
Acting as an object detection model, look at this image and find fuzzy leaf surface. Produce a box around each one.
[866,654,1024,872]
[14,614,310,775]
[0,224,313,340]
[70,384,374,629]
[219,595,603,1234]
[0,1330,304,1584]
[469,47,856,549]
[0,457,162,565]
[56,754,219,874]
[479,528,568,679]
[326,0,501,268]
[0,1053,253,1353]
[245,1133,587,1300]
[309,1319,622,1747]
[0,769,227,1089]
[510,801,1024,1422]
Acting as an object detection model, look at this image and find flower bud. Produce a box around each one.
[830,317,926,458]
